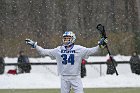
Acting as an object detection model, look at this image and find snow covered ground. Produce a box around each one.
[0,55,140,89]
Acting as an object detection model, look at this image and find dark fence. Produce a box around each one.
[4,61,129,66]
[2,61,131,76]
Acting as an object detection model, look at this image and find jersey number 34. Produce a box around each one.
[61,54,74,65]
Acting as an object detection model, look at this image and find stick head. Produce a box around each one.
[96,24,104,31]
[96,24,107,38]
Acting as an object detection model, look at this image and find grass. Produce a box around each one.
[0,88,140,93]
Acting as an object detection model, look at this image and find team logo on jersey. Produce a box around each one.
[61,50,75,53]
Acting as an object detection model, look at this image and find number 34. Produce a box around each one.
[61,54,74,65]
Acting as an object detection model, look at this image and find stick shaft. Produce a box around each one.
[106,45,119,75]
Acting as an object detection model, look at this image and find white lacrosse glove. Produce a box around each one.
[25,39,37,48]
[98,37,108,48]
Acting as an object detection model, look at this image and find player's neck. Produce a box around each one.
[65,44,74,50]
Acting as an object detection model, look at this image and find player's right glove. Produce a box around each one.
[25,39,37,48]
[98,37,108,48]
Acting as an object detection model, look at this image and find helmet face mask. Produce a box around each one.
[62,31,76,46]
[63,36,72,46]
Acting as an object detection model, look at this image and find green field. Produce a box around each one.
[0,88,140,93]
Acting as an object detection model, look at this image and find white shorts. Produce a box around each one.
[60,75,84,93]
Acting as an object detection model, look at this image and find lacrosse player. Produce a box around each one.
[25,31,107,93]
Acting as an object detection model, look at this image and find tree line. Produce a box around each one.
[0,0,139,57]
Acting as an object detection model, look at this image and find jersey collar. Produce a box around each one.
[64,44,74,50]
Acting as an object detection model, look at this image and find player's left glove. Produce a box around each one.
[98,37,108,48]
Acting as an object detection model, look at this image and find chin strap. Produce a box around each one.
[64,44,74,50]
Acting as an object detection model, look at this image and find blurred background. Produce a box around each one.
[0,0,140,57]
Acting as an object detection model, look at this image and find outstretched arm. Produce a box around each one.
[86,38,107,55]
[83,38,107,59]
[25,39,55,58]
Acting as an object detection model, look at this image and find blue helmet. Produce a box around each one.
[62,31,76,46]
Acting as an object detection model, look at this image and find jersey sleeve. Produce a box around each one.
[35,45,57,60]
[82,45,100,59]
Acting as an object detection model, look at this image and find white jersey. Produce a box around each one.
[36,45,100,76]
